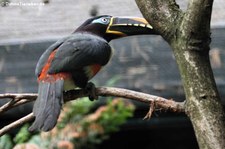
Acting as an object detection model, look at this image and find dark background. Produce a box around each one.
[0,28,225,149]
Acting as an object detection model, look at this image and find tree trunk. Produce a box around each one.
[135,0,225,148]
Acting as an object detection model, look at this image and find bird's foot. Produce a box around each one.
[85,82,98,101]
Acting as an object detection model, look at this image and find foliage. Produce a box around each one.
[12,97,134,149]
[0,134,13,149]
[13,124,32,144]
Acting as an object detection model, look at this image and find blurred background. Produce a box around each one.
[0,0,224,148]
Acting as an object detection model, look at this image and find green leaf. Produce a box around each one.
[0,134,13,149]
[14,124,32,144]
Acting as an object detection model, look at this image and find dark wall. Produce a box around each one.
[1,28,225,100]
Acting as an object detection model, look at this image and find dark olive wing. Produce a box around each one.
[48,33,112,74]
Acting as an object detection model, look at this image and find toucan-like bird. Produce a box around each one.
[29,15,156,132]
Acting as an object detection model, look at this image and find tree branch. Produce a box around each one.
[135,0,183,41]
[0,87,185,136]
[180,0,213,51]
[0,93,37,114]
[182,0,213,36]
[0,113,34,136]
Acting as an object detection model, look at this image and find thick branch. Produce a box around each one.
[135,0,225,148]
[0,87,185,136]
[180,0,213,51]
[179,1,225,148]
[135,0,183,41]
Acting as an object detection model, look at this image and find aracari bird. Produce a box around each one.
[29,15,155,132]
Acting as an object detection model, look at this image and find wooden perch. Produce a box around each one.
[0,87,185,136]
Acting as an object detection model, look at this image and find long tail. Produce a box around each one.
[29,80,64,132]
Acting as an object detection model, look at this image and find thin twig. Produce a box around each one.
[0,87,185,136]
[0,113,34,136]
[0,94,37,114]
[0,99,15,113]
[143,101,155,120]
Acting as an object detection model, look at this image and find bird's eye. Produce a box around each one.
[101,18,108,23]
[92,17,110,24]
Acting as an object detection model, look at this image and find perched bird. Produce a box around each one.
[29,15,156,132]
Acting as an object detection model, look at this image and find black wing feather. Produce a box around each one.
[48,33,111,74]
[35,36,70,77]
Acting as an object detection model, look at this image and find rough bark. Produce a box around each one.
[135,0,225,148]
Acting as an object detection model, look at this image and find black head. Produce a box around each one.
[74,15,156,42]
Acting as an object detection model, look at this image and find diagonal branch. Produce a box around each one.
[0,93,37,114]
[0,113,34,136]
[0,87,185,136]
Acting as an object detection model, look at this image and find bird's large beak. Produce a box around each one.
[106,16,156,37]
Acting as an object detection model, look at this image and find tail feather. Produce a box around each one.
[29,80,64,132]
